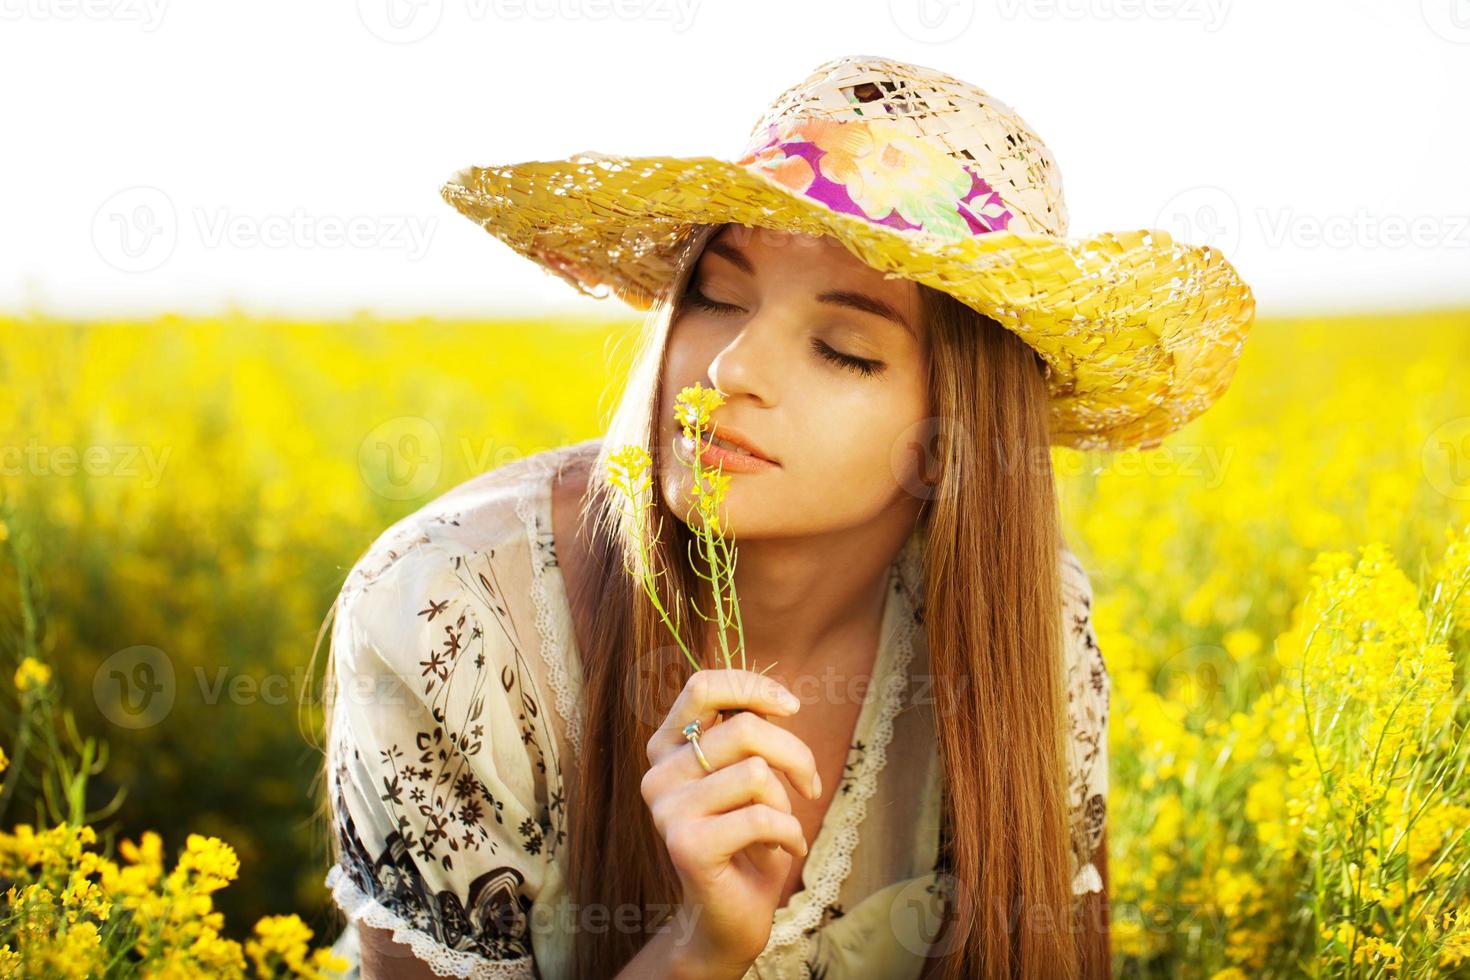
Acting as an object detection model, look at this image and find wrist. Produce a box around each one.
[663,922,754,980]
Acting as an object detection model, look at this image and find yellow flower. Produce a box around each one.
[166,834,239,895]
[14,657,51,694]
[244,913,346,979]
[606,445,652,501]
[673,383,724,439]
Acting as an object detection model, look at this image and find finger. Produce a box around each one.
[744,832,791,883]
[650,756,792,836]
[699,804,809,865]
[687,710,822,802]
[647,669,801,764]
[641,708,820,806]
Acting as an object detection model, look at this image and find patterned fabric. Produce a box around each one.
[323,439,1109,979]
[736,117,1015,243]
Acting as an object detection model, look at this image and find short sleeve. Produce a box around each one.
[324,531,560,978]
[1061,549,1109,897]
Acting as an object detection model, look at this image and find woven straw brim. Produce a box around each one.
[442,154,1255,452]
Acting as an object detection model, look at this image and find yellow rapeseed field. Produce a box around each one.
[1,307,1469,976]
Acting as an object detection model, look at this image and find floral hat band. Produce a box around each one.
[735,116,1024,243]
[440,54,1256,452]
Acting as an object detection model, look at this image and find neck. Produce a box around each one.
[695,509,921,681]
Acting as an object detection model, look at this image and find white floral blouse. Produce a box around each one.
[323,439,1109,980]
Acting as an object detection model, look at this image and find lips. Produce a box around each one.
[704,423,777,464]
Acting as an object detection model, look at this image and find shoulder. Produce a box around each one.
[333,439,598,677]
[340,439,599,608]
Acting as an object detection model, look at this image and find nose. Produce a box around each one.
[706,314,779,408]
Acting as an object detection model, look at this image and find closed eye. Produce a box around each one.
[810,338,883,378]
[683,285,885,378]
[683,286,743,316]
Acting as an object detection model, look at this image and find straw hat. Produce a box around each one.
[440,54,1255,452]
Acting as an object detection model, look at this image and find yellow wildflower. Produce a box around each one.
[14,657,51,694]
[673,382,724,438]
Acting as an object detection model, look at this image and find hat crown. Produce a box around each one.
[737,55,1068,239]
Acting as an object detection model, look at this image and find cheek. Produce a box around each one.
[788,384,923,495]
[658,323,700,417]
[661,319,724,396]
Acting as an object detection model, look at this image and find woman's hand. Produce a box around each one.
[639,668,822,975]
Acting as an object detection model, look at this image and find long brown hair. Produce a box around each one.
[560,223,1103,978]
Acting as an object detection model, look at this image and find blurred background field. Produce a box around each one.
[2,306,1470,975]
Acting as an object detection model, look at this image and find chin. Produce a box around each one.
[663,477,774,532]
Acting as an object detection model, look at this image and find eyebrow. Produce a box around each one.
[703,239,916,340]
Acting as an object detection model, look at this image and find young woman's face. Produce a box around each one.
[658,225,932,538]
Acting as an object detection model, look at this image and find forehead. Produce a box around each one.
[701,225,910,292]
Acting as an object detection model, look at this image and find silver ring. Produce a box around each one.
[682,719,714,773]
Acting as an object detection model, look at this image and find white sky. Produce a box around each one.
[2,0,1466,320]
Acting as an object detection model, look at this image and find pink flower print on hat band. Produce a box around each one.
[735,116,1014,243]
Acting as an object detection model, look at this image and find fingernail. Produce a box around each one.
[811,772,822,799]
[780,691,801,711]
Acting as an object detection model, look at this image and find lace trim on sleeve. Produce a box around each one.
[514,468,585,759]
[1061,548,1109,897]
[326,864,535,980]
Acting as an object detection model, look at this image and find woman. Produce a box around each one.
[317,56,1254,980]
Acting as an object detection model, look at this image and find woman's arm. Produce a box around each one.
[358,925,454,980]
[612,921,750,980]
